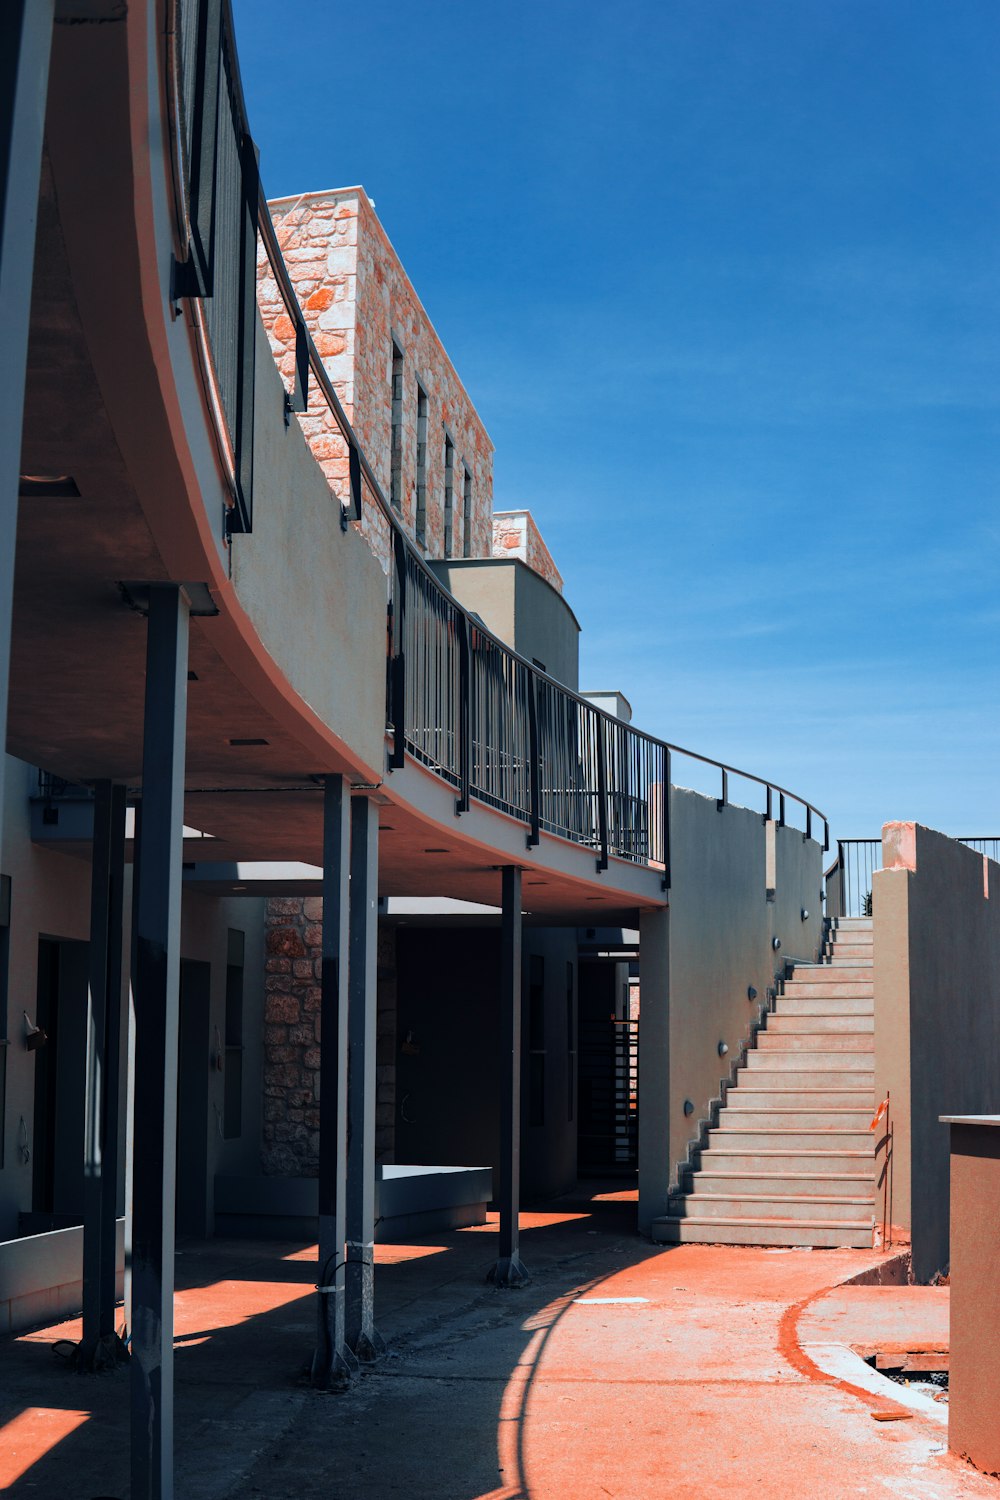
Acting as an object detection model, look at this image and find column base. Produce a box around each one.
[349,1326,386,1364]
[310,1341,359,1390]
[75,1331,130,1372]
[487,1255,531,1288]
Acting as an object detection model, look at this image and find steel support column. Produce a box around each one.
[488,865,529,1287]
[637,904,670,1236]
[345,794,384,1359]
[80,779,128,1371]
[311,775,356,1385]
[130,586,189,1500]
[0,0,55,851]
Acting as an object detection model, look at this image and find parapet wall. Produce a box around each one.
[873,823,1000,1280]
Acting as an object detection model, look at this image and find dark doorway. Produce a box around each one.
[176,958,212,1237]
[577,960,638,1177]
[31,936,89,1225]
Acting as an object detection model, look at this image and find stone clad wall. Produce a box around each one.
[259,188,494,571]
[492,510,564,593]
[261,896,396,1176]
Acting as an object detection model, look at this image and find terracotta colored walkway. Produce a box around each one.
[0,1192,995,1499]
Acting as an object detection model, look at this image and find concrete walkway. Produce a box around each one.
[0,1190,995,1498]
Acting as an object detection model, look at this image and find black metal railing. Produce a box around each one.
[826,837,1000,918]
[168,0,830,889]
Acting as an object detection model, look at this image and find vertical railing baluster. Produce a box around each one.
[595,712,609,872]
[389,531,407,769]
[526,668,540,846]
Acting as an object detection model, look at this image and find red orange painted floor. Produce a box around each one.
[0,1196,995,1498]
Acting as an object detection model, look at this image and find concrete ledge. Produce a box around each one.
[214,1165,492,1242]
[0,1220,126,1336]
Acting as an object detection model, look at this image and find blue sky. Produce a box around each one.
[232,0,1000,841]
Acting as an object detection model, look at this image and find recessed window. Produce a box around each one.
[415,384,428,546]
[443,434,455,559]
[389,340,403,512]
[462,467,473,558]
[223,929,245,1139]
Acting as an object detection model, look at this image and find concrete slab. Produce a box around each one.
[0,1196,994,1499]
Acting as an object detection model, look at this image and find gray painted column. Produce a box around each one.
[637,904,670,1237]
[311,775,356,1385]
[345,794,384,1359]
[0,0,54,851]
[80,780,128,1370]
[488,865,529,1287]
[131,586,189,1500]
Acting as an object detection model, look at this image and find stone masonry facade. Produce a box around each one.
[259,188,494,572]
[492,509,564,593]
[261,896,397,1176]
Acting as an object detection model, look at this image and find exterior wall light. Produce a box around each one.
[718,1041,729,1057]
[801,908,810,921]
[747,986,757,1001]
[683,1099,695,1117]
[772,937,781,951]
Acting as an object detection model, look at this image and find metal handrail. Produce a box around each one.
[826,836,1000,919]
[170,0,830,886]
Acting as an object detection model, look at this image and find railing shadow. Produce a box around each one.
[0,1195,668,1499]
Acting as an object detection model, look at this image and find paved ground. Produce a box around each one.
[0,1189,995,1499]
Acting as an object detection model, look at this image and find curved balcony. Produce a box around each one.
[12,0,826,930]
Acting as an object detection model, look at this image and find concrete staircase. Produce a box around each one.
[652,917,876,1248]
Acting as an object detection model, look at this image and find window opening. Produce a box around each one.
[443,433,455,558]
[390,340,403,511]
[223,928,245,1139]
[415,384,428,545]
[462,466,473,558]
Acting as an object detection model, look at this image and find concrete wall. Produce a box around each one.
[638,788,823,1228]
[492,511,564,594]
[230,318,387,777]
[0,754,265,1246]
[873,822,1000,1281]
[946,1118,1000,1475]
[0,758,96,1240]
[430,558,581,691]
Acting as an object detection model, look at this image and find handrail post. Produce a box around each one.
[805,805,812,843]
[662,747,671,892]
[718,767,728,812]
[526,670,540,848]
[456,613,471,815]
[766,785,773,822]
[349,442,362,522]
[595,713,609,872]
[778,792,786,828]
[389,531,406,770]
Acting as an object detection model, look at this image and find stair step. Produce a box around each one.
[693,1171,876,1197]
[768,1015,874,1034]
[721,1108,874,1130]
[728,1089,872,1110]
[740,1070,874,1090]
[678,1193,875,1224]
[756,1032,874,1052]
[746,1049,873,1070]
[709,1129,875,1151]
[823,938,873,952]
[651,1216,875,1249]
[701,1149,875,1174]
[778,994,873,1014]
[785,972,869,984]
[827,918,873,928]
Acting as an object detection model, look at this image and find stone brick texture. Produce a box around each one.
[259,189,494,572]
[492,510,564,593]
[261,896,397,1176]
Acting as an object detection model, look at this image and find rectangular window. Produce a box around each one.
[528,954,545,1128]
[415,384,428,545]
[462,467,473,558]
[566,960,575,1123]
[443,434,455,559]
[0,877,9,1168]
[389,340,403,511]
[223,928,245,1139]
